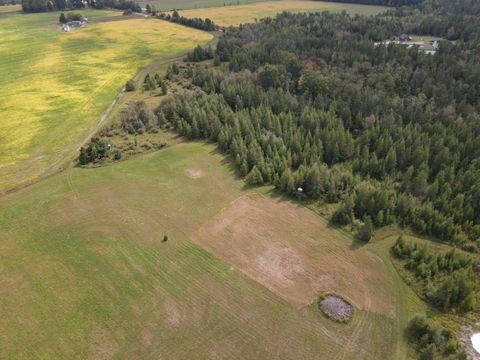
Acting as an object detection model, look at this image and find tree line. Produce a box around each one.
[22,0,141,13]
[157,10,217,31]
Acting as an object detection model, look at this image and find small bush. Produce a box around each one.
[125,80,136,92]
[66,12,83,21]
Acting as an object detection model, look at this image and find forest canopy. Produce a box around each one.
[152,2,480,252]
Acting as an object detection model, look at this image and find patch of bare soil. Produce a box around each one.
[185,169,203,178]
[88,326,119,360]
[319,295,352,322]
[193,194,395,316]
[165,301,183,327]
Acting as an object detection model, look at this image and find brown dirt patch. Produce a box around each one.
[193,194,395,316]
[185,169,203,178]
[165,301,183,327]
[319,295,353,322]
[88,326,119,360]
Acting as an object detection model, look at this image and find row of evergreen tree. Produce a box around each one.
[157,10,217,31]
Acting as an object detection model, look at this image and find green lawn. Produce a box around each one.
[0,141,412,359]
[0,10,212,194]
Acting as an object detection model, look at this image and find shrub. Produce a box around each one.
[66,12,83,21]
[125,79,136,92]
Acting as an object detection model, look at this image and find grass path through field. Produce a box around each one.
[369,230,427,360]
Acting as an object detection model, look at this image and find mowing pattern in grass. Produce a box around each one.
[0,11,212,193]
[140,0,262,10]
[177,0,390,26]
[0,142,400,359]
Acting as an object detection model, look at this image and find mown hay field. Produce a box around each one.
[0,10,212,193]
[177,0,390,26]
[139,0,262,10]
[0,141,424,359]
[0,4,21,13]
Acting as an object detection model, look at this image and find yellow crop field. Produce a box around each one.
[178,0,389,26]
[0,10,212,193]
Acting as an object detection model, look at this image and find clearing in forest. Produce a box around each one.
[194,193,394,315]
[0,141,418,359]
[177,0,390,27]
[0,10,212,193]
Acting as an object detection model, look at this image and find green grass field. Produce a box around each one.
[0,10,212,194]
[0,140,424,359]
[140,0,262,10]
[177,0,390,26]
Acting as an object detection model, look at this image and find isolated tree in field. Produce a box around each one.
[125,79,135,92]
[59,12,66,23]
[162,235,168,242]
[145,3,151,13]
[172,9,179,19]
[357,216,373,242]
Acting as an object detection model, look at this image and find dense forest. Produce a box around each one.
[150,8,480,254]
